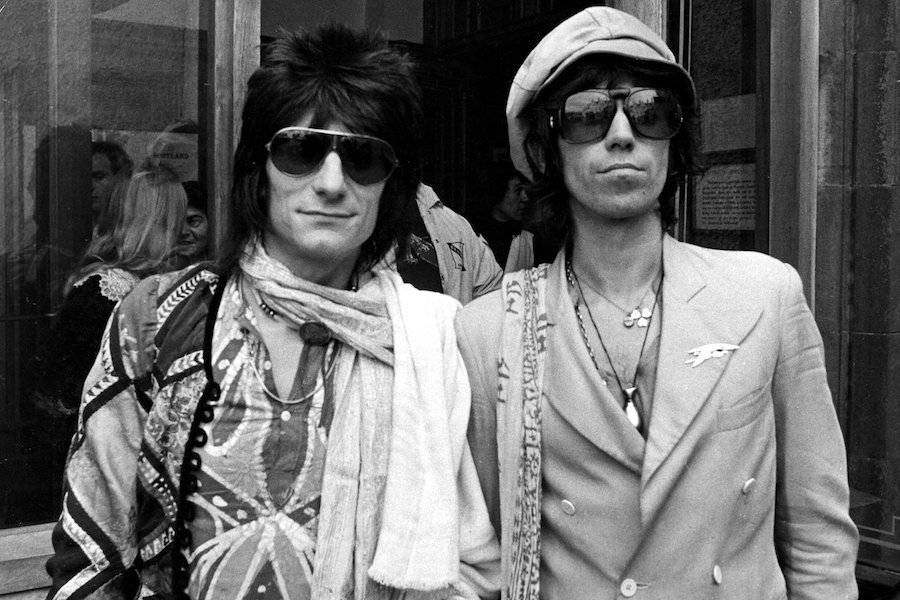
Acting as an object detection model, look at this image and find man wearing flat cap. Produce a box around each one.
[457,6,858,600]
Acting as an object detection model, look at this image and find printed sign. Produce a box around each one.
[694,164,756,230]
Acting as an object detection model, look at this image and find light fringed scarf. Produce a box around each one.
[239,241,469,598]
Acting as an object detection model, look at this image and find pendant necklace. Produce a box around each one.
[566,260,662,431]
[242,283,337,405]
[244,339,336,406]
[577,273,660,328]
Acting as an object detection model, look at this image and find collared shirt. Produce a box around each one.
[415,184,503,305]
[186,277,337,600]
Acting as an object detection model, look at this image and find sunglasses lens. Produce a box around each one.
[269,130,331,176]
[560,89,682,143]
[561,92,617,143]
[626,89,682,139]
[337,136,397,185]
[268,129,398,185]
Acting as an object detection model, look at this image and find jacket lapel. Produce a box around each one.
[543,255,645,473]
[640,237,762,520]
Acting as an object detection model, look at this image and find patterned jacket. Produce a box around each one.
[47,264,224,599]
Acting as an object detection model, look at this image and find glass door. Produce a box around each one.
[0,1,212,595]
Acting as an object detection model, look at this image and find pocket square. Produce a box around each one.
[686,343,739,367]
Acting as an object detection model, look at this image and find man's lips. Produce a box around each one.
[599,163,641,173]
[299,210,354,218]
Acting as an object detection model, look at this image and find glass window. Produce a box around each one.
[0,1,208,539]
[675,0,762,252]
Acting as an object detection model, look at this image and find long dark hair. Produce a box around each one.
[222,24,423,273]
[521,56,703,249]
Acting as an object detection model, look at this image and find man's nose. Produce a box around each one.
[312,151,348,197]
[603,104,636,148]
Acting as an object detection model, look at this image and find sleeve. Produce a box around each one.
[443,301,501,600]
[455,295,503,547]
[772,262,859,599]
[468,232,503,301]
[417,183,503,304]
[45,282,159,600]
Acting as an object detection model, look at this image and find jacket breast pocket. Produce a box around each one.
[717,385,771,431]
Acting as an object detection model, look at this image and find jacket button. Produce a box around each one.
[620,578,637,597]
[742,478,756,494]
[560,499,576,515]
[713,564,723,584]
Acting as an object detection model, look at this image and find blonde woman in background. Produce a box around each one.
[25,165,186,444]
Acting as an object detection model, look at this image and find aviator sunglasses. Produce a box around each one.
[551,87,683,143]
[265,126,399,185]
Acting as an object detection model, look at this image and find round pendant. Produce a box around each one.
[625,308,641,328]
[299,321,332,346]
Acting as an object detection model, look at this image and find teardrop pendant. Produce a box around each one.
[623,386,641,429]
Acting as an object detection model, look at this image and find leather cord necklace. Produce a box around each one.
[566,259,662,431]
[244,284,337,405]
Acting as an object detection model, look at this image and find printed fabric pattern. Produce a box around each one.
[186,277,337,599]
[46,262,500,600]
[415,184,503,304]
[46,265,220,599]
[497,265,548,600]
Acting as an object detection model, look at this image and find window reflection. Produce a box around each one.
[0,1,208,530]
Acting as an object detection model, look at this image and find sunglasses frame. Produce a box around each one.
[550,87,683,144]
[265,126,400,185]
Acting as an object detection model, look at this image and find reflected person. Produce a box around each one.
[175,180,210,264]
[91,140,133,230]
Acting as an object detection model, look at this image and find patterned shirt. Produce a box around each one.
[415,184,503,304]
[186,277,337,600]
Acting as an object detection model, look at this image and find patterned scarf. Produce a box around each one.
[241,241,394,364]
[498,265,549,600]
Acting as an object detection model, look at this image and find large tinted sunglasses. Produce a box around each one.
[265,127,399,185]
[551,88,683,143]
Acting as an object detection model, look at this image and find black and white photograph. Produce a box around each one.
[0,1,895,599]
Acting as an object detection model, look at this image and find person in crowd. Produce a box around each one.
[479,162,534,272]
[46,24,499,600]
[457,7,858,599]
[91,140,133,228]
[175,180,211,264]
[396,182,502,304]
[25,166,186,463]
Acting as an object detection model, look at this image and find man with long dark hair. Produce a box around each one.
[459,7,857,599]
[47,25,499,600]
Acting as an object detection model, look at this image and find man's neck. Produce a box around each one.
[263,238,359,290]
[569,212,664,299]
